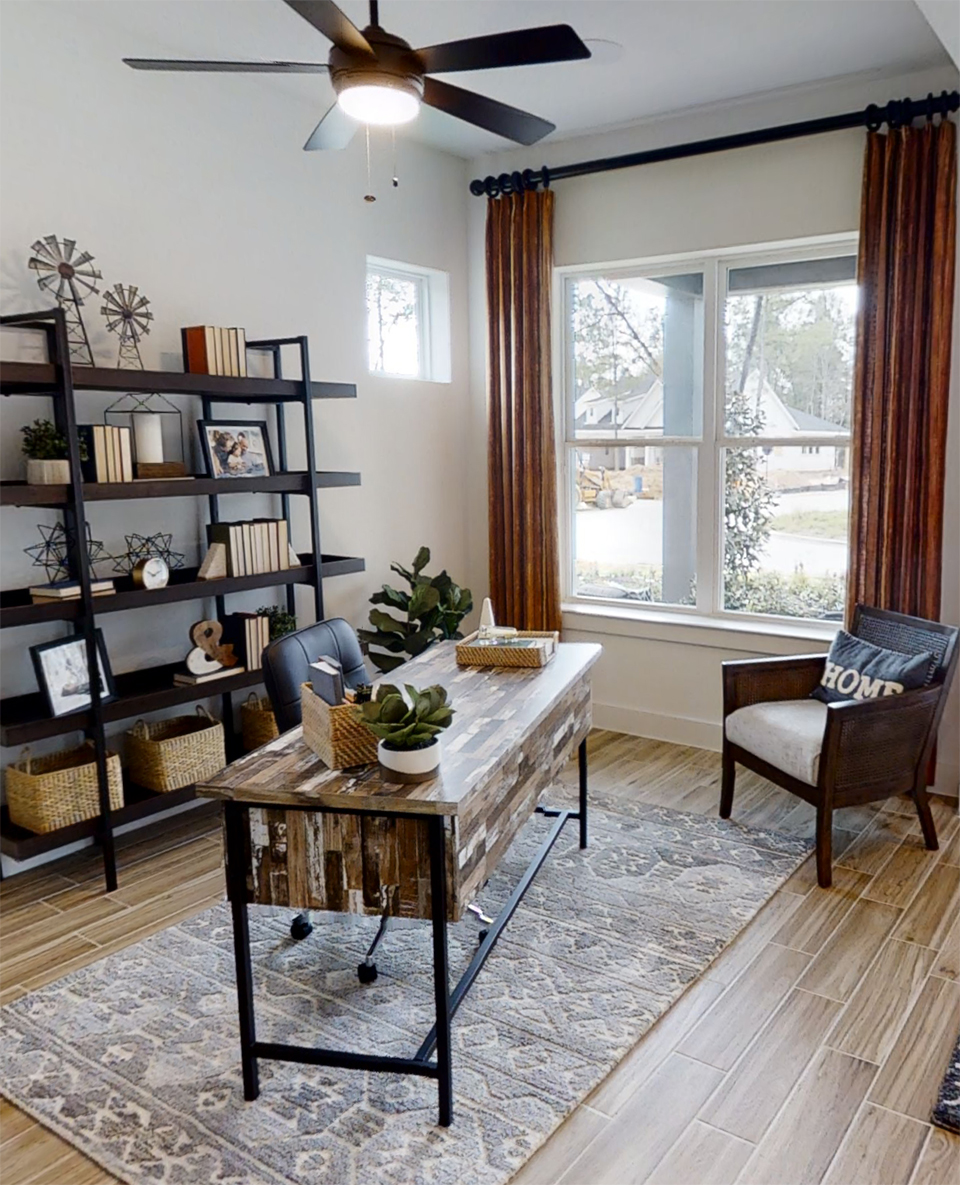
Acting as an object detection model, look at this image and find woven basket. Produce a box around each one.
[301,682,378,769]
[5,743,123,834]
[456,630,559,669]
[126,706,225,792]
[241,694,279,752]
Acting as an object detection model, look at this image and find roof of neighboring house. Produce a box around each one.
[787,406,847,433]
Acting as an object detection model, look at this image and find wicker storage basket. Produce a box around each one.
[301,682,378,769]
[241,694,279,752]
[456,630,559,669]
[5,743,123,834]
[126,706,225,792]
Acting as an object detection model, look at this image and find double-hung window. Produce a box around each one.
[365,256,451,382]
[560,241,857,624]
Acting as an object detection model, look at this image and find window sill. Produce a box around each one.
[561,600,837,656]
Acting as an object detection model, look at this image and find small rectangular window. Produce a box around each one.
[365,257,450,382]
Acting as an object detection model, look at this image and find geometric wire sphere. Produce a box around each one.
[111,532,185,577]
[24,521,107,583]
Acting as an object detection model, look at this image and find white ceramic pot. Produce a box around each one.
[26,458,70,485]
[378,738,440,783]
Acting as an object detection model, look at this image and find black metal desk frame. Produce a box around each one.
[223,736,589,1127]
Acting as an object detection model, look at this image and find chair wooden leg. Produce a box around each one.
[913,784,939,851]
[815,803,833,888]
[719,747,735,819]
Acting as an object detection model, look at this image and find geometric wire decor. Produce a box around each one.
[100,284,153,369]
[111,532,185,577]
[24,521,107,583]
[28,236,102,367]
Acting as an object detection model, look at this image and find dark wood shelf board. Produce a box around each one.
[0,782,215,862]
[0,361,355,401]
[0,554,364,629]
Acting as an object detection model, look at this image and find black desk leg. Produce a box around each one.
[225,803,260,1101]
[428,815,453,1126]
[578,738,589,849]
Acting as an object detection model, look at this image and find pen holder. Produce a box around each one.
[301,683,379,770]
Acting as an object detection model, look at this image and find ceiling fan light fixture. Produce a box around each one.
[337,79,420,126]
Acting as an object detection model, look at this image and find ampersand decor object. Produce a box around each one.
[185,619,239,676]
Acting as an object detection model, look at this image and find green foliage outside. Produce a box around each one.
[723,389,777,611]
[770,509,848,540]
[360,683,454,751]
[357,546,473,674]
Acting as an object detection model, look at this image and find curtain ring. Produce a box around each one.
[469,178,486,196]
[483,175,499,198]
[522,168,538,191]
[498,173,514,196]
[865,103,882,133]
[925,92,935,122]
[887,99,903,130]
[511,171,524,194]
[541,166,551,189]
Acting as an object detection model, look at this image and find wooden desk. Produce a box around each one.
[197,639,601,1126]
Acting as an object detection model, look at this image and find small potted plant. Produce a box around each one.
[21,419,83,485]
[360,683,454,782]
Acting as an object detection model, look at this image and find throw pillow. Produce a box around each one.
[812,629,934,704]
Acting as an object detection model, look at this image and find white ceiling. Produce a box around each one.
[108,0,954,157]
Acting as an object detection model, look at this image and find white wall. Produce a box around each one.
[469,65,960,796]
[0,1,480,870]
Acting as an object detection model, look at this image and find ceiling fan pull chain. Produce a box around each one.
[364,125,376,203]
[391,127,399,188]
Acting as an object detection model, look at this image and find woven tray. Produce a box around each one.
[455,630,559,669]
[126,706,225,792]
[241,694,279,752]
[5,743,123,834]
[301,682,378,769]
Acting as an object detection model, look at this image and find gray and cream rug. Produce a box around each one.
[1,795,811,1185]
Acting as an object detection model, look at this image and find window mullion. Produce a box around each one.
[697,258,721,616]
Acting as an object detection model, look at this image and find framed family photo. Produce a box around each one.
[198,420,274,480]
[30,631,116,718]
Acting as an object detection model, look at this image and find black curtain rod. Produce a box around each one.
[469,90,960,198]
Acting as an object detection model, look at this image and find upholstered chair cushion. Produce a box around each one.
[725,698,828,786]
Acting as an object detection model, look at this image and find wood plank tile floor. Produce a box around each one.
[1,734,958,1185]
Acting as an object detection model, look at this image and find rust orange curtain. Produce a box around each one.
[486,189,562,632]
[847,119,957,624]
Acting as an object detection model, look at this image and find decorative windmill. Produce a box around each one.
[28,236,102,367]
[100,284,153,369]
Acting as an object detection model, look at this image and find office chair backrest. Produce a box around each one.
[852,604,959,688]
[262,618,368,732]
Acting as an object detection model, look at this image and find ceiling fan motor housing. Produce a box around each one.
[329,26,424,106]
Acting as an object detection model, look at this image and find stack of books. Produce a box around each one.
[181,326,248,377]
[173,663,246,687]
[77,425,134,483]
[222,612,270,670]
[30,579,115,604]
[205,519,291,577]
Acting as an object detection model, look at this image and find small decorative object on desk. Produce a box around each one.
[5,742,123,834]
[20,418,83,485]
[29,630,116,718]
[173,619,244,686]
[25,520,107,583]
[302,681,379,770]
[111,532,184,579]
[456,600,558,668]
[182,326,247,377]
[126,705,225,792]
[28,235,101,366]
[198,420,272,479]
[360,682,454,783]
[100,283,153,369]
[105,392,186,479]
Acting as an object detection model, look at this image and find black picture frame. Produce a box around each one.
[30,630,116,718]
[197,419,274,480]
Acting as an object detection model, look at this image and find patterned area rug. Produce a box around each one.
[932,1032,960,1134]
[1,796,810,1185]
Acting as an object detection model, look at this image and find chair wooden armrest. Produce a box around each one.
[722,654,826,717]
[821,685,943,798]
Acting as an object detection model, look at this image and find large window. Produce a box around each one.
[366,256,451,382]
[562,244,857,624]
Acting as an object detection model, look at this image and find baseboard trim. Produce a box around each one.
[592,703,722,752]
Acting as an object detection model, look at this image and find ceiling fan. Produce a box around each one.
[125,0,591,150]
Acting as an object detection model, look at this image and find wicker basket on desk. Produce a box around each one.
[5,743,123,834]
[126,706,225,792]
[301,683,378,769]
[456,630,559,668]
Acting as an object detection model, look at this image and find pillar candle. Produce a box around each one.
[132,413,163,464]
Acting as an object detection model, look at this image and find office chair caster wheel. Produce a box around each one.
[358,961,378,984]
[290,915,313,941]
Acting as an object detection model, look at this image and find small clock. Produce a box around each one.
[132,555,170,590]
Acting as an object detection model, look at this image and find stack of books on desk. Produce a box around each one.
[77,425,134,483]
[30,579,115,603]
[205,519,291,577]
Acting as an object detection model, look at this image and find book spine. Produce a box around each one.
[277,519,290,569]
[182,326,208,375]
[76,425,97,482]
[212,326,224,376]
[204,326,217,376]
[119,427,133,482]
[236,328,247,377]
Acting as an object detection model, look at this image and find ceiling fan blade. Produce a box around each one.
[423,78,554,145]
[417,25,590,74]
[124,58,329,73]
[303,101,358,151]
[284,1,374,57]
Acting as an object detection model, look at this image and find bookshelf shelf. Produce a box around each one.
[0,311,364,891]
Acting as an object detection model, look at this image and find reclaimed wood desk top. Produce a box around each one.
[196,640,601,817]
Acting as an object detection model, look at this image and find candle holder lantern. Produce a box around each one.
[104,392,186,479]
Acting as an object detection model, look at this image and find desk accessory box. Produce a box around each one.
[455,630,559,669]
[301,682,378,770]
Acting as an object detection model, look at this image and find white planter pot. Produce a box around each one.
[378,738,440,783]
[26,458,71,485]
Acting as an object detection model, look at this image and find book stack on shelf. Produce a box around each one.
[207,519,291,576]
[181,325,248,377]
[77,424,133,482]
[30,578,115,604]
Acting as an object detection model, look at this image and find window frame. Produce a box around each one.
[557,234,858,631]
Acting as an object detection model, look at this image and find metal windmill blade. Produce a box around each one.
[28,235,102,366]
[101,284,154,369]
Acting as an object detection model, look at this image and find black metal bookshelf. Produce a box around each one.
[0,310,364,888]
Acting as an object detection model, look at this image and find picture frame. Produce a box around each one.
[30,630,116,718]
[197,420,274,480]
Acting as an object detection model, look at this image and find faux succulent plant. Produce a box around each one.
[359,683,454,751]
[21,418,87,461]
[357,546,472,674]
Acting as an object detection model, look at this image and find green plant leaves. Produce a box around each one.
[359,681,455,750]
